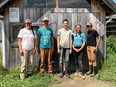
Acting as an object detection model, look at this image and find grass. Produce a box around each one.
[96,36,116,85]
[96,54,116,82]
[0,50,57,87]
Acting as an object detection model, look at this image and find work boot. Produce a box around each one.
[65,73,70,78]
[86,65,93,75]
[59,63,64,78]
[65,63,70,78]
[90,67,96,77]
[59,73,64,78]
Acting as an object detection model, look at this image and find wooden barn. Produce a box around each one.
[0,0,116,71]
[106,15,116,36]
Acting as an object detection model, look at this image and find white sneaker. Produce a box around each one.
[81,75,86,80]
[75,72,78,77]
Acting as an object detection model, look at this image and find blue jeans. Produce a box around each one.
[59,47,70,74]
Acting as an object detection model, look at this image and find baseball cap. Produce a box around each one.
[86,22,92,26]
[25,19,32,23]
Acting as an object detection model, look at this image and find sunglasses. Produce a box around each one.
[43,20,49,22]
[25,23,31,24]
[86,25,91,27]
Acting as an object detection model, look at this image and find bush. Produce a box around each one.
[96,36,116,84]
[106,36,116,54]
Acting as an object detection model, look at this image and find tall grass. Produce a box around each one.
[0,50,57,87]
[96,36,116,84]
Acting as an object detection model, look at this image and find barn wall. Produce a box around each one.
[2,0,107,71]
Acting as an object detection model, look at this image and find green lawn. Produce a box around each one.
[96,53,116,83]
[0,50,57,87]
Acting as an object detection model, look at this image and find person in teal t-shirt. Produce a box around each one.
[72,24,86,79]
[38,27,53,48]
[37,17,54,74]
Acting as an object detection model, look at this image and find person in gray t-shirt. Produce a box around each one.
[57,19,72,78]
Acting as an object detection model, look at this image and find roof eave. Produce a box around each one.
[102,0,116,14]
[0,0,9,8]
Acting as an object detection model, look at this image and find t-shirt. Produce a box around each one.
[87,30,99,47]
[57,28,72,48]
[17,28,37,50]
[72,32,86,47]
[37,27,53,48]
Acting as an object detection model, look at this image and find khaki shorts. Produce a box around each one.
[87,46,97,66]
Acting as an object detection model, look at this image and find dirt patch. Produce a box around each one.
[51,74,116,87]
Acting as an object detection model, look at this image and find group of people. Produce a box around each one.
[17,17,100,80]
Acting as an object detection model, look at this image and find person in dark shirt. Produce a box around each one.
[86,22,101,77]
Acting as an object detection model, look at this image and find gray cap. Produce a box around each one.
[86,22,92,26]
[25,19,32,23]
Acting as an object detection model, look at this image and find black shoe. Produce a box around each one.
[59,73,64,78]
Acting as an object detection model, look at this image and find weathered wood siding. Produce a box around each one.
[2,0,106,71]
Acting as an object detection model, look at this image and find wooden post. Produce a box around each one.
[0,20,6,68]
[56,0,59,8]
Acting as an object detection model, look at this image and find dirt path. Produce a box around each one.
[51,74,116,87]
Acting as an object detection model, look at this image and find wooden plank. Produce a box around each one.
[77,13,90,35]
[66,13,72,30]
[56,0,59,8]
[74,8,91,13]
[24,8,30,21]
[33,8,37,22]
[15,48,20,66]
[72,13,77,32]
[57,13,63,29]
[30,8,34,21]
[4,6,10,68]
[50,13,58,39]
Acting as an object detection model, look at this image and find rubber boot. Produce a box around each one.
[91,66,96,77]
[86,65,93,75]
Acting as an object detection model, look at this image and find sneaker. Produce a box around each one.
[81,75,86,80]
[20,77,25,81]
[75,72,78,77]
